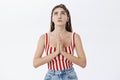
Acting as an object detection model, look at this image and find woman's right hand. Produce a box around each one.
[56,34,64,55]
[56,35,61,55]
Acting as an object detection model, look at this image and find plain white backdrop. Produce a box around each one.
[0,0,120,80]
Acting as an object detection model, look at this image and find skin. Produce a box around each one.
[33,7,86,68]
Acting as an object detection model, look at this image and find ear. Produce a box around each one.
[67,17,69,22]
[52,17,54,22]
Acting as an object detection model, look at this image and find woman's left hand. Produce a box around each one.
[58,34,65,54]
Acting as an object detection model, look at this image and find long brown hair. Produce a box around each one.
[50,4,73,32]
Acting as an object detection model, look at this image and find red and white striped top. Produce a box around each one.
[45,32,75,71]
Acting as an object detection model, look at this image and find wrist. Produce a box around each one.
[56,49,60,55]
[60,50,64,55]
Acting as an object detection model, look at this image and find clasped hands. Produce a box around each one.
[56,34,65,55]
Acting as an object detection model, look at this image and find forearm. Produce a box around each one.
[33,52,58,68]
[61,51,86,68]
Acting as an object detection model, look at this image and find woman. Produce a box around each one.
[33,4,86,80]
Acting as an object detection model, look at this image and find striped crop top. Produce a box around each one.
[45,32,75,71]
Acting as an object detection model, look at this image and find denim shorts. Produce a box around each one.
[44,67,78,80]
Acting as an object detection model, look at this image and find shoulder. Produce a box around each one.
[38,33,46,42]
[74,32,82,42]
[74,32,80,38]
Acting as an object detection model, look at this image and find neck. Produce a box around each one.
[54,25,66,34]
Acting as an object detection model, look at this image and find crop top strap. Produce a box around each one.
[72,32,75,48]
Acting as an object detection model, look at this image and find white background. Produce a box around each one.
[0,0,120,80]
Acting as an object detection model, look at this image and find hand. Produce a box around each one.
[56,34,64,55]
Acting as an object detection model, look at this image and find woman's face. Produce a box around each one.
[52,7,69,27]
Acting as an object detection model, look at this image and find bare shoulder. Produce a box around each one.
[40,33,45,39]
[38,33,46,44]
[74,32,82,42]
[75,33,80,38]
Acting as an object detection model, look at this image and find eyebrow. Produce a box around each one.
[61,10,65,12]
[53,10,66,13]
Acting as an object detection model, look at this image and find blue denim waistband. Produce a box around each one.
[47,67,74,75]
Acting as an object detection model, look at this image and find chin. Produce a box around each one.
[56,23,65,26]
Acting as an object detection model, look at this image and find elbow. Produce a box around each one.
[33,60,38,68]
[79,60,87,68]
[82,60,87,68]
[33,63,37,68]
[33,64,38,68]
[81,63,86,68]
[33,58,43,68]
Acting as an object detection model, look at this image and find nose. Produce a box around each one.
[58,14,62,19]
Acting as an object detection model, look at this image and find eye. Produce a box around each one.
[53,12,58,15]
[61,12,65,15]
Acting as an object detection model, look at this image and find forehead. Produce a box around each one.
[53,7,66,13]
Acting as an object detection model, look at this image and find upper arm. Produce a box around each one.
[34,34,45,59]
[74,33,86,59]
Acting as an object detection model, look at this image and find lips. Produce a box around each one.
[57,20,62,22]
